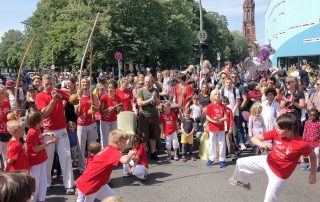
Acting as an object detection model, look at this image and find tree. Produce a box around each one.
[229,31,249,63]
[0,30,26,71]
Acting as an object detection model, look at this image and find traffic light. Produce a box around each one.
[193,43,199,52]
[200,42,208,51]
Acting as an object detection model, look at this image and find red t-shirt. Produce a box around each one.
[6,139,29,172]
[26,128,48,166]
[94,111,101,121]
[76,146,122,195]
[35,89,70,130]
[0,99,10,134]
[248,90,262,100]
[160,112,178,136]
[100,94,121,122]
[263,129,312,179]
[226,107,234,129]
[206,103,226,132]
[174,84,194,108]
[133,143,148,169]
[77,96,95,126]
[116,88,133,111]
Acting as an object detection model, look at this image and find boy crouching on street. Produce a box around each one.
[76,129,135,202]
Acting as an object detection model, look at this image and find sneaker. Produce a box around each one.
[66,188,75,195]
[167,155,172,160]
[174,155,179,161]
[300,164,308,171]
[206,160,214,167]
[219,161,226,168]
[229,178,251,190]
[239,143,247,151]
[181,156,187,162]
[191,156,197,161]
[231,154,238,161]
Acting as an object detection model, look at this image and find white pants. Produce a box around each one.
[165,132,179,150]
[123,160,148,180]
[76,184,115,202]
[233,155,287,202]
[100,121,117,148]
[77,123,98,172]
[30,161,47,202]
[44,128,74,188]
[0,141,7,169]
[208,131,226,162]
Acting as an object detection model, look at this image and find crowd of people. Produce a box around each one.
[0,58,319,201]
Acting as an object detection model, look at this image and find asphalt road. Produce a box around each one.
[46,150,320,202]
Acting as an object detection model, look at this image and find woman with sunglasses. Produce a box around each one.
[280,76,305,136]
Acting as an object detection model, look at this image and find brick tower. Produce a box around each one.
[243,0,258,56]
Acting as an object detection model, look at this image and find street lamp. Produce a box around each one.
[198,0,204,68]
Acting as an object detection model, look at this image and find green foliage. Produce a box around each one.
[0,0,250,72]
[0,30,26,71]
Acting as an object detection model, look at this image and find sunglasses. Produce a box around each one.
[286,81,293,84]
[231,76,237,78]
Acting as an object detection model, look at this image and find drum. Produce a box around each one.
[117,111,137,135]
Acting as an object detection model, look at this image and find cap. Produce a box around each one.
[5,80,15,88]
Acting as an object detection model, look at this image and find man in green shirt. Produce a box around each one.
[136,75,161,160]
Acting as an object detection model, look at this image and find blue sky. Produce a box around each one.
[0,0,269,43]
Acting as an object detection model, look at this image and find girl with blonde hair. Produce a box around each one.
[248,103,266,154]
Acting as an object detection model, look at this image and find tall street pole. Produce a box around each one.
[199,0,204,68]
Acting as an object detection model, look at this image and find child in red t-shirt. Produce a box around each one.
[206,89,227,168]
[26,111,58,202]
[6,119,29,172]
[160,101,179,160]
[86,142,101,168]
[229,113,317,202]
[76,129,135,202]
[123,134,149,180]
[247,82,262,102]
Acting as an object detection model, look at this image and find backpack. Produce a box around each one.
[221,87,236,101]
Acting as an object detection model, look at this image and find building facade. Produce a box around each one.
[265,0,320,68]
[243,0,258,56]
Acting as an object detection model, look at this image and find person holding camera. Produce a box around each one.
[35,74,75,194]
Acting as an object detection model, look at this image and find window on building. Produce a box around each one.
[247,27,251,34]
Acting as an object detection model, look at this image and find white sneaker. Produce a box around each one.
[240,143,247,151]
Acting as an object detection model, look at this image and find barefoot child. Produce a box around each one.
[160,101,179,160]
[26,111,58,202]
[6,119,29,172]
[123,134,148,180]
[229,113,317,202]
[76,129,135,202]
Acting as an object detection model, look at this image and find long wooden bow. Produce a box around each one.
[14,37,34,108]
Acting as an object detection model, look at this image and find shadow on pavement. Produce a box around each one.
[110,172,172,188]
